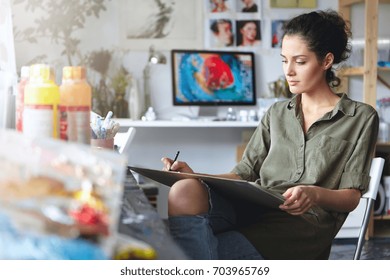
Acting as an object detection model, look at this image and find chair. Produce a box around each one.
[353,157,385,260]
[114,127,136,155]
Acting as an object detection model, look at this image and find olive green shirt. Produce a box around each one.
[232,93,379,259]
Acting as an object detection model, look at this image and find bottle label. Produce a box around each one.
[23,104,56,138]
[59,105,91,144]
[16,80,27,132]
[15,90,24,132]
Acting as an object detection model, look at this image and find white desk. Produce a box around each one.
[116,119,259,128]
[115,119,258,173]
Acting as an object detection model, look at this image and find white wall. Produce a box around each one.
[11,0,390,120]
[128,1,390,120]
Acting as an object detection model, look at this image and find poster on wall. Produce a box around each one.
[271,19,286,48]
[0,0,17,129]
[0,0,16,72]
[119,0,203,50]
[204,0,262,49]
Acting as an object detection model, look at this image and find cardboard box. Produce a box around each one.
[236,144,247,163]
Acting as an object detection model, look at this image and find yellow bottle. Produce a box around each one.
[59,66,92,144]
[23,64,60,138]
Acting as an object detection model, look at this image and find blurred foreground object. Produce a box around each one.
[0,129,127,259]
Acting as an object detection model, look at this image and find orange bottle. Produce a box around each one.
[59,66,92,144]
[15,66,30,132]
[23,64,60,138]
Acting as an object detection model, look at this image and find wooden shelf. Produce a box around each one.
[339,66,390,77]
[376,142,390,153]
[377,142,390,147]
[340,0,390,7]
[374,214,390,220]
[338,0,381,107]
[338,0,390,103]
[338,67,365,76]
[339,0,390,239]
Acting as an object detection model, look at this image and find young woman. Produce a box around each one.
[162,10,379,260]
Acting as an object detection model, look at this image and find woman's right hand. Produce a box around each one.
[161,157,194,173]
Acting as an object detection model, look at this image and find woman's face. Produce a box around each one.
[281,35,327,95]
[241,22,257,42]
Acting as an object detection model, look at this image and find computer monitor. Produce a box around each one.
[171,49,256,109]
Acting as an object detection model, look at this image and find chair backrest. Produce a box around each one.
[353,157,385,260]
[114,127,136,155]
[363,158,385,200]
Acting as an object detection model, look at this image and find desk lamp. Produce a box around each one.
[142,45,166,116]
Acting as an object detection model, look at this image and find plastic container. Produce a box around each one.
[226,107,237,121]
[15,66,29,132]
[23,64,60,139]
[91,138,114,150]
[0,129,128,259]
[379,121,390,142]
[59,66,92,144]
[377,100,390,143]
[142,107,156,121]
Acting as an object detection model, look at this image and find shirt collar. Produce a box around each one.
[286,93,356,117]
[332,93,356,117]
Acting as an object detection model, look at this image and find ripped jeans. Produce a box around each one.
[168,183,264,260]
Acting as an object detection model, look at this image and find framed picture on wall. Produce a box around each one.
[270,0,317,8]
[208,18,235,48]
[236,0,260,13]
[236,19,261,48]
[207,0,235,13]
[0,0,17,129]
[0,0,16,73]
[204,0,262,49]
[119,0,203,50]
[271,19,286,48]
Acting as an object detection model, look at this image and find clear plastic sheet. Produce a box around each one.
[0,129,127,259]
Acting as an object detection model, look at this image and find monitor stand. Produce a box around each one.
[197,107,219,121]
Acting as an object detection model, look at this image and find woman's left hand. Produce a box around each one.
[279,185,319,215]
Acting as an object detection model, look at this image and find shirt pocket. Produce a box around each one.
[317,135,353,154]
[306,135,354,184]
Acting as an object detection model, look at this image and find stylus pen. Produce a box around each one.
[169,151,180,171]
